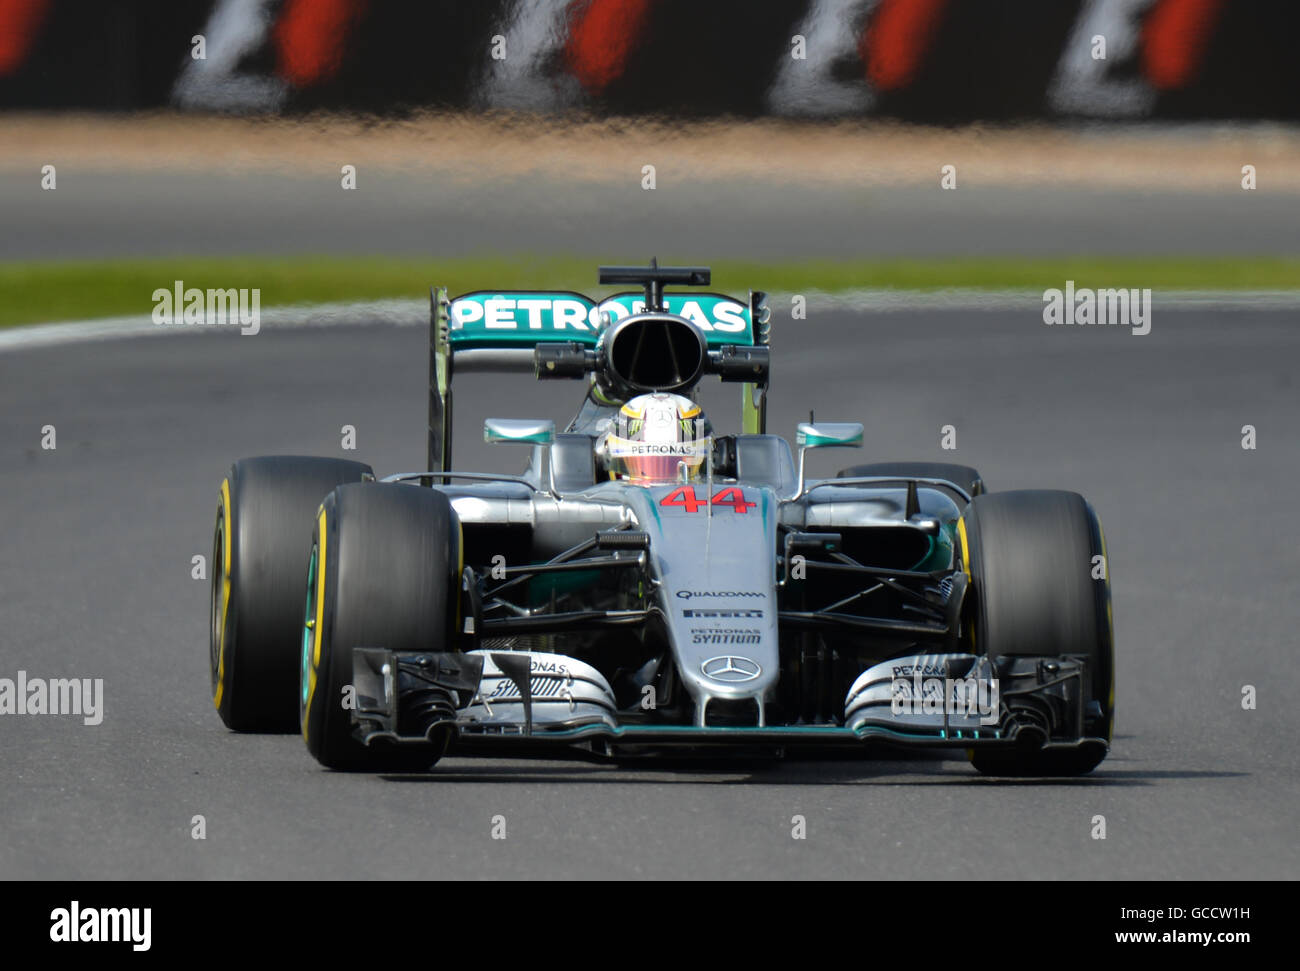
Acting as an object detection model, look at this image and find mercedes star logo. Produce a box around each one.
[701,655,762,683]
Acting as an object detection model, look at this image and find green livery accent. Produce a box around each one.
[483,418,556,446]
[796,422,865,449]
[525,569,603,605]
[448,290,753,349]
[529,722,993,742]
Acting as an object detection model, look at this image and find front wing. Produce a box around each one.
[349,646,1108,761]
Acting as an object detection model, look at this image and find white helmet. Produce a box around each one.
[604,393,712,482]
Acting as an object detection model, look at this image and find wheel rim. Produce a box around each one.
[300,543,319,722]
[209,508,224,691]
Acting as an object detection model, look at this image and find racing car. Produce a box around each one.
[208,261,1114,776]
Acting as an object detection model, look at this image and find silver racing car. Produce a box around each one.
[208,262,1114,776]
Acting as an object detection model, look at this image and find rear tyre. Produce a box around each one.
[301,483,461,771]
[212,456,373,732]
[837,461,985,504]
[959,490,1114,776]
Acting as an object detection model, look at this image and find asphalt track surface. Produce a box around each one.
[2,304,1298,880]
[3,169,1299,260]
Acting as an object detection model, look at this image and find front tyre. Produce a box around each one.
[212,456,373,732]
[960,490,1114,776]
[301,483,461,771]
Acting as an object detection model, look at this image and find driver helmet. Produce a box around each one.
[604,393,712,482]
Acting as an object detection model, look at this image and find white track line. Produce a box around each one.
[2,291,1296,354]
[0,299,428,353]
[806,289,1300,313]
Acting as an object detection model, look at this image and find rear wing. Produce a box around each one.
[427,278,771,471]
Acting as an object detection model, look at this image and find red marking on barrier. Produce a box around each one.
[564,0,654,94]
[860,0,949,92]
[0,0,50,76]
[1142,0,1224,90]
[275,0,368,87]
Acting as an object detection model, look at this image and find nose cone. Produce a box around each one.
[623,484,780,726]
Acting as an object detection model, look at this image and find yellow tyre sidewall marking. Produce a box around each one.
[956,514,977,655]
[302,506,328,742]
[957,513,981,772]
[1098,517,1115,740]
[213,479,233,710]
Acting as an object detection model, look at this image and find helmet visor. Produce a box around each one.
[606,435,711,482]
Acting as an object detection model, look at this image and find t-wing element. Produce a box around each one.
[598,258,710,312]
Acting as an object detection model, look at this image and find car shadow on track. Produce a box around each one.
[379,758,1246,788]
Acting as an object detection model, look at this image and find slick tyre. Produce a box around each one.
[212,456,373,732]
[959,490,1114,776]
[837,462,985,504]
[301,483,461,771]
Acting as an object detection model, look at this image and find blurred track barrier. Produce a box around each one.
[0,0,1294,120]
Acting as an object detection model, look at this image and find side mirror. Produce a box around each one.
[483,418,555,446]
[796,422,864,449]
[791,422,863,500]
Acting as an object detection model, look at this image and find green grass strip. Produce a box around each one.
[2,254,1297,329]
